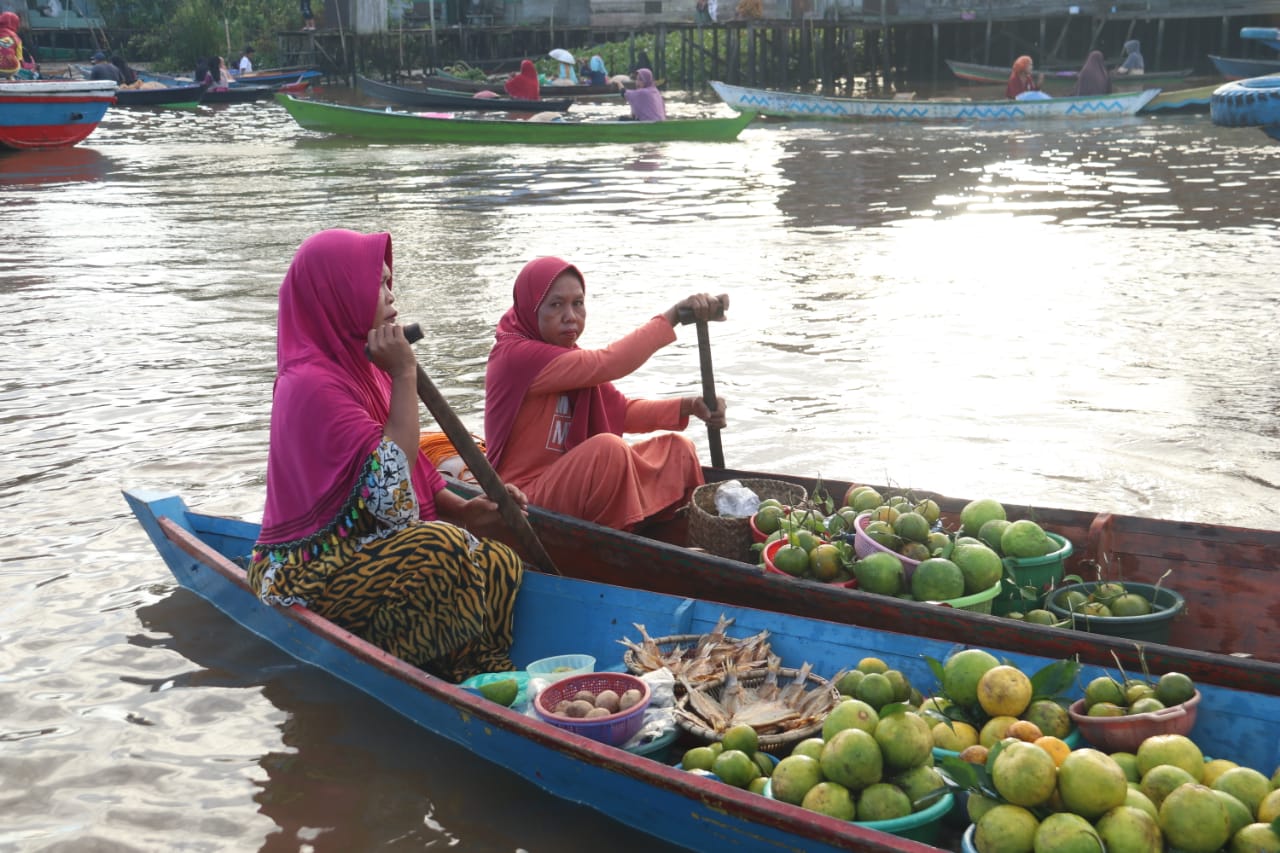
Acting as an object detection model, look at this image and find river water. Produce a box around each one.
[2,85,1278,851]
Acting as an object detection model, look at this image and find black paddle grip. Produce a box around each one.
[676,304,726,325]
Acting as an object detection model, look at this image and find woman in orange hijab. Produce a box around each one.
[1005,55,1042,99]
[504,60,540,101]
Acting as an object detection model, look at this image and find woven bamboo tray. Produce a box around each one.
[688,479,808,563]
[675,666,839,753]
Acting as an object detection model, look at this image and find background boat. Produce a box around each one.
[275,93,753,144]
[946,59,1194,87]
[1209,54,1280,80]
[199,85,275,104]
[357,75,572,112]
[126,489,1280,851]
[423,72,643,99]
[232,67,322,88]
[711,81,1159,122]
[113,82,205,108]
[1138,82,1218,114]
[0,79,115,149]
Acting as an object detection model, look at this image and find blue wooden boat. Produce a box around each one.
[711,81,1160,122]
[232,66,322,88]
[357,74,574,112]
[0,79,115,149]
[125,489,1280,850]
[113,82,206,108]
[1241,27,1280,53]
[1209,54,1280,80]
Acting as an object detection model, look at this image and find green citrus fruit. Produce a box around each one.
[1109,593,1152,617]
[792,737,825,761]
[722,723,759,756]
[1024,609,1058,625]
[1084,676,1126,709]
[1231,824,1280,853]
[857,782,913,822]
[801,781,856,819]
[872,710,933,772]
[1139,763,1196,809]
[975,803,1040,853]
[1033,811,1102,853]
[1215,789,1254,838]
[1159,783,1232,853]
[682,745,717,772]
[1111,752,1140,783]
[747,776,769,795]
[961,498,1007,538]
[1129,697,1165,715]
[893,511,931,544]
[1136,733,1204,781]
[809,543,843,582]
[770,543,810,577]
[977,519,1012,554]
[477,677,519,707]
[941,648,1000,708]
[911,557,965,601]
[752,750,775,778]
[991,740,1059,807]
[855,672,896,711]
[770,754,824,805]
[1000,519,1053,559]
[836,669,865,697]
[820,727,883,790]
[914,499,941,525]
[854,552,905,596]
[1154,672,1196,707]
[752,505,785,535]
[823,698,879,740]
[1096,805,1161,853]
[952,542,1004,596]
[894,764,948,806]
[712,749,760,789]
[1058,748,1129,819]
[1214,767,1272,817]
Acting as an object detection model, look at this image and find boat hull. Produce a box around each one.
[1209,54,1280,80]
[946,59,1193,87]
[200,85,274,104]
[114,83,205,107]
[233,67,322,88]
[125,489,1280,851]
[711,81,1160,121]
[424,72,629,98]
[0,80,115,149]
[1139,83,1218,114]
[275,93,753,143]
[448,465,1280,687]
[357,75,572,111]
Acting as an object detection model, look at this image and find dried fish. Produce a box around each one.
[619,615,773,685]
[676,662,838,736]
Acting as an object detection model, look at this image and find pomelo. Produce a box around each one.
[854,551,905,596]
[961,498,1006,538]
[952,543,1004,596]
[942,648,1000,707]
[712,749,760,788]
[820,727,883,790]
[911,557,965,602]
[770,754,824,805]
[801,780,857,819]
[979,518,1013,554]
[856,782,912,821]
[1057,748,1129,819]
[873,710,933,771]
[1159,783,1232,853]
[991,740,1058,807]
[1136,733,1204,781]
[1000,519,1053,559]
[822,698,878,740]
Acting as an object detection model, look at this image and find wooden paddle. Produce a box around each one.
[677,305,726,469]
[399,323,560,575]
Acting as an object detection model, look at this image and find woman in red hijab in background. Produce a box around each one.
[484,257,727,532]
[504,59,540,100]
[1005,55,1042,99]
[249,229,525,682]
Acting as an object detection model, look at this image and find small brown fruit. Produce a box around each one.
[619,688,643,711]
[585,706,612,718]
[594,689,620,713]
[565,699,595,718]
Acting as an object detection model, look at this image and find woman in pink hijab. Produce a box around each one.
[249,229,525,682]
[623,68,666,121]
[484,257,726,531]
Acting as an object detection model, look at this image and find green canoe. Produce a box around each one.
[275,94,755,144]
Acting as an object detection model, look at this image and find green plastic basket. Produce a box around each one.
[992,532,1072,616]
[934,579,1002,614]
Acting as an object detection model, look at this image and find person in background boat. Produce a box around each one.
[623,68,666,121]
[238,44,254,75]
[212,55,234,87]
[301,0,316,31]
[1072,50,1112,97]
[547,48,577,84]
[1005,55,1042,99]
[249,229,526,683]
[0,11,24,78]
[87,50,122,83]
[110,54,139,87]
[1116,39,1144,75]
[629,49,653,77]
[484,257,727,532]
[585,54,609,86]
[503,59,540,100]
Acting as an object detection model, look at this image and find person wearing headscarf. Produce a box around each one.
[0,11,24,78]
[249,229,525,682]
[110,54,139,87]
[1005,55,1042,99]
[503,59,540,100]
[549,49,577,84]
[623,68,666,121]
[484,257,727,532]
[1117,40,1144,75]
[1072,51,1111,96]
[586,54,609,86]
[629,49,653,77]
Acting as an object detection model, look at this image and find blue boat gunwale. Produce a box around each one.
[126,488,944,853]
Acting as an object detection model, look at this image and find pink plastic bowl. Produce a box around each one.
[1067,690,1201,753]
[853,513,922,578]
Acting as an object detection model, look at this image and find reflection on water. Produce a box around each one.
[1,89,1278,851]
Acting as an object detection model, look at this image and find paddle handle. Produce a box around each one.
[399,324,560,575]
[675,308,726,469]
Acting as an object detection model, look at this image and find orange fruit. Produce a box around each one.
[1033,735,1071,767]
[1006,720,1043,743]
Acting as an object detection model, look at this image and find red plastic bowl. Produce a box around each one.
[1067,690,1201,753]
[762,539,857,588]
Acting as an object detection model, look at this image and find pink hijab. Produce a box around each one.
[258,229,442,547]
[484,257,626,469]
[623,68,666,122]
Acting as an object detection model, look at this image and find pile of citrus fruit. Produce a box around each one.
[752,499,858,584]
[920,648,1077,764]
[1053,581,1161,618]
[1077,670,1197,718]
[964,730,1280,853]
[679,723,779,793]
[831,656,922,713]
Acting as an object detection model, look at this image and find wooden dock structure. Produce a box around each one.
[279,0,1280,92]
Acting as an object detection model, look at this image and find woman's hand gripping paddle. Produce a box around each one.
[400,323,560,575]
[676,305,726,469]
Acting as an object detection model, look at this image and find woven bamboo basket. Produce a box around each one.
[675,666,840,753]
[688,479,808,563]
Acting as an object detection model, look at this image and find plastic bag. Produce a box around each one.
[713,479,760,518]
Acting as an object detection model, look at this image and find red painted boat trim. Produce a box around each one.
[0,95,116,104]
